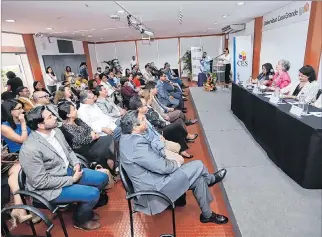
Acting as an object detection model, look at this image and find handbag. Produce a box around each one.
[1,153,19,174]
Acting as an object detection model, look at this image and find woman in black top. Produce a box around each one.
[252,63,274,84]
[33,81,52,96]
[58,101,116,174]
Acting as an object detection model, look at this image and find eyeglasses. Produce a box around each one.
[38,95,49,99]
[12,106,23,110]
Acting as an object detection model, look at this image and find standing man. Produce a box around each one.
[130,56,137,69]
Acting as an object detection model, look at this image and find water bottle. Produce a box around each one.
[298,92,305,110]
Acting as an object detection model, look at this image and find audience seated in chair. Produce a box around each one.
[94,85,127,122]
[33,91,62,122]
[58,101,117,176]
[16,86,35,112]
[141,85,198,127]
[77,90,121,139]
[156,72,185,110]
[129,95,197,159]
[119,111,229,224]
[1,99,31,153]
[19,106,108,231]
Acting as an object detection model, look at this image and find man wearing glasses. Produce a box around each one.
[33,91,62,122]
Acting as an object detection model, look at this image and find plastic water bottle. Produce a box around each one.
[298,92,305,110]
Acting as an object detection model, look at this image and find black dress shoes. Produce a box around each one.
[200,212,229,224]
[209,169,227,187]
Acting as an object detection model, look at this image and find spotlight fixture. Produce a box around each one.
[5,19,15,23]
[45,27,53,30]
[117,10,125,14]
[144,30,154,37]
[222,15,228,18]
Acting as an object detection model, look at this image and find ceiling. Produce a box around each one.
[2,1,291,43]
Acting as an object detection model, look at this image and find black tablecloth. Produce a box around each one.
[231,83,322,189]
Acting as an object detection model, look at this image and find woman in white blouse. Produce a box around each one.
[220,48,231,88]
[281,65,319,104]
[44,66,58,94]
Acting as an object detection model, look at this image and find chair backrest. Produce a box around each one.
[18,168,26,190]
[316,89,322,100]
[119,164,135,195]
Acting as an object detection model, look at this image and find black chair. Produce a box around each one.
[16,169,69,237]
[119,164,176,237]
[2,204,54,237]
[316,89,322,101]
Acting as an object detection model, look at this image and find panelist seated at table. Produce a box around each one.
[280,65,319,104]
[265,59,291,90]
[251,63,274,84]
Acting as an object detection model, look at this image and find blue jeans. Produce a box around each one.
[51,168,108,224]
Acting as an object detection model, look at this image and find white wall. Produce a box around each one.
[91,36,223,76]
[1,32,25,47]
[260,1,311,81]
[33,36,84,76]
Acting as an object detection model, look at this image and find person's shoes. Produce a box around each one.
[186,134,198,142]
[208,169,227,187]
[185,119,198,126]
[183,98,188,101]
[73,220,101,231]
[200,212,229,224]
[92,212,100,221]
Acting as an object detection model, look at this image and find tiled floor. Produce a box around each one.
[9,82,236,237]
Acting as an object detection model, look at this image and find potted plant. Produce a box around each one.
[179,50,192,81]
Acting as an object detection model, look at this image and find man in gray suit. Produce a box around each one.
[19,106,108,231]
[119,111,229,224]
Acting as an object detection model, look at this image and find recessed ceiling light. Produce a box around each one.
[118,10,125,14]
[88,35,92,37]
[237,2,245,6]
[222,15,228,18]
[45,27,53,30]
[214,22,219,25]
[5,19,15,23]
[101,38,104,40]
[82,34,85,36]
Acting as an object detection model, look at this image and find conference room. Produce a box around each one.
[1,1,321,237]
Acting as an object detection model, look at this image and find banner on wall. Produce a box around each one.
[263,1,311,31]
[233,35,252,83]
[191,46,203,81]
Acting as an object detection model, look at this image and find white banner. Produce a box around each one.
[263,1,311,31]
[233,35,252,83]
[191,46,203,81]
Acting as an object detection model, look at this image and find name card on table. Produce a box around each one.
[289,105,303,117]
[269,96,279,105]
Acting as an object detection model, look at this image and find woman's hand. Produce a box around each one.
[167,107,175,112]
[18,114,26,123]
[91,131,99,140]
[160,135,165,142]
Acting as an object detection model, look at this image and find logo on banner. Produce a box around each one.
[237,51,248,67]
[299,3,310,15]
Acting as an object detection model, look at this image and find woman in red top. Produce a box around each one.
[132,73,142,88]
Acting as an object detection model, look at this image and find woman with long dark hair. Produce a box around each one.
[58,101,117,175]
[1,99,31,153]
[251,63,275,84]
[33,81,51,96]
[44,66,58,94]
[64,65,75,82]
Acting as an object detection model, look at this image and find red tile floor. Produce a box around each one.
[9,82,236,237]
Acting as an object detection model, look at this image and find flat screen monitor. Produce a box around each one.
[57,40,74,53]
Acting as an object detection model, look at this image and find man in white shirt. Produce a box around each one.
[130,56,137,69]
[20,106,108,230]
[77,90,121,139]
